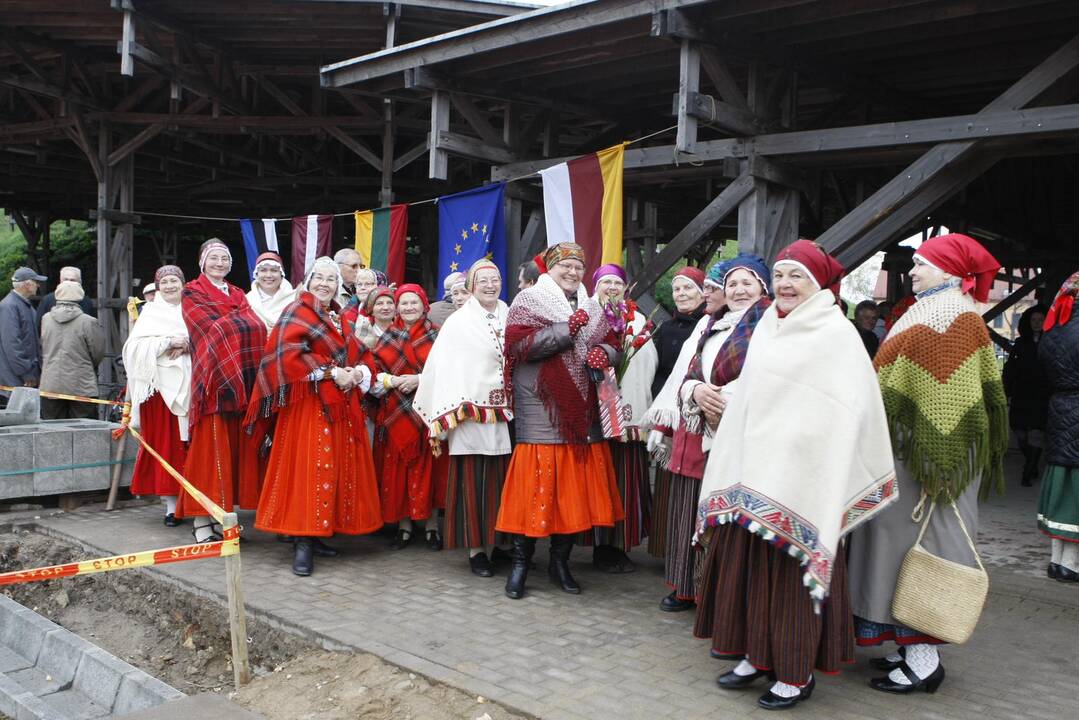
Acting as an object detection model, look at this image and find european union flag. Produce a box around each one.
[437,183,508,300]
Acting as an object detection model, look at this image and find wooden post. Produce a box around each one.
[429,90,449,180]
[676,39,700,154]
[222,511,251,688]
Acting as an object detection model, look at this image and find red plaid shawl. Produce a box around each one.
[183,274,267,429]
[372,316,439,460]
[243,291,360,431]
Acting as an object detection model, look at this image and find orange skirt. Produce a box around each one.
[376,436,447,523]
[495,442,624,537]
[175,413,262,518]
[255,395,382,537]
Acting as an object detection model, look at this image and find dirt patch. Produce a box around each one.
[0,528,526,720]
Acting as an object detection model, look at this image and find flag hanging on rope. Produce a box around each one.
[540,143,626,290]
[239,218,279,278]
[355,205,408,285]
[290,214,333,280]
[437,183,508,300]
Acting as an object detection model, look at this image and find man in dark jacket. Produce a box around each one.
[36,266,96,320]
[0,266,47,396]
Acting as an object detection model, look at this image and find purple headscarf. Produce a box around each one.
[592,263,627,287]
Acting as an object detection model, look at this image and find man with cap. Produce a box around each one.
[142,282,156,303]
[39,281,104,419]
[36,266,96,321]
[0,266,47,395]
[427,271,466,328]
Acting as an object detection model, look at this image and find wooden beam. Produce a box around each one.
[107,123,165,167]
[433,130,516,164]
[982,270,1046,323]
[325,126,382,171]
[87,112,381,131]
[120,10,136,76]
[699,45,749,110]
[630,173,755,298]
[677,91,763,136]
[392,141,428,172]
[429,89,450,180]
[676,39,700,154]
[450,93,508,149]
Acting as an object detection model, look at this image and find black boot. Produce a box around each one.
[292,538,314,576]
[548,534,581,594]
[505,535,535,599]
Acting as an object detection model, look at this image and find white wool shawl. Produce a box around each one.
[642,313,710,432]
[122,296,191,429]
[414,295,512,434]
[246,279,295,330]
[695,289,897,602]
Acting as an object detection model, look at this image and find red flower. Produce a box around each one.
[632,335,648,349]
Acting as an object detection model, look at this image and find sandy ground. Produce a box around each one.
[0,529,526,720]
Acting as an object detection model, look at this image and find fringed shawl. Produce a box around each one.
[874,286,1008,500]
[122,296,190,420]
[504,274,610,444]
[414,295,511,436]
[245,280,296,330]
[642,313,710,434]
[243,291,356,431]
[372,315,439,460]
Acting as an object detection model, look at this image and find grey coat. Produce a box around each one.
[0,291,41,387]
[40,303,104,397]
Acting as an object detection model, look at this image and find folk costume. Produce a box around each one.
[694,241,896,709]
[245,257,381,576]
[496,243,624,599]
[177,240,269,541]
[849,233,1006,693]
[123,265,190,526]
[657,254,771,612]
[245,252,295,330]
[414,260,512,576]
[1039,271,1079,581]
[371,284,446,544]
[649,266,706,399]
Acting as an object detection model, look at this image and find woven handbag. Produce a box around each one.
[891,499,989,645]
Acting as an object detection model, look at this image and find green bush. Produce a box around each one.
[649,239,738,312]
[0,215,94,295]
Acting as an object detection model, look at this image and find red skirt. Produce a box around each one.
[129,393,186,497]
[495,442,624,538]
[255,394,382,537]
[175,413,262,518]
[376,433,445,523]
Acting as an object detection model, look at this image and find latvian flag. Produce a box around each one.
[354,205,408,285]
[290,214,333,280]
[239,218,279,278]
[540,143,625,290]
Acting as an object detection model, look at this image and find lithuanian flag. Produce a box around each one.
[354,204,408,285]
[540,143,625,288]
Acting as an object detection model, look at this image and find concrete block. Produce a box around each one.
[36,628,89,686]
[0,429,35,499]
[5,666,66,697]
[72,645,129,710]
[71,428,111,488]
[0,596,56,665]
[0,646,33,673]
[0,387,40,426]
[32,428,73,494]
[0,674,55,720]
[40,688,109,719]
[114,693,263,719]
[112,671,184,716]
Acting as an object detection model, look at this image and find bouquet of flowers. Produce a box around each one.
[600,297,657,384]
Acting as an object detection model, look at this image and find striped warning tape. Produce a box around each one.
[0,526,239,587]
[124,425,227,525]
[0,386,127,407]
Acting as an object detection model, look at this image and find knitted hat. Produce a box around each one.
[544,242,585,270]
[442,271,466,297]
[54,280,84,303]
[774,239,845,297]
[705,260,730,288]
[198,238,232,270]
[154,264,185,284]
[592,263,627,287]
[914,233,1000,303]
[395,283,430,312]
[722,253,772,295]
[673,266,705,294]
[466,258,500,292]
[253,251,285,278]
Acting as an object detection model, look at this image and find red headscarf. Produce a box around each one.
[394,283,429,313]
[915,233,1000,303]
[773,239,845,298]
[1044,270,1079,332]
[674,266,705,294]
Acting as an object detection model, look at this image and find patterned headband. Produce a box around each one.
[544,242,585,269]
[155,264,185,284]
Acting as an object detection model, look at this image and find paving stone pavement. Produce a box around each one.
[17,454,1079,720]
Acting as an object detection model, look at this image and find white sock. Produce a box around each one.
[193,517,215,543]
[883,650,902,663]
[769,680,803,698]
[732,659,757,677]
[162,496,178,515]
[1052,538,1063,564]
[399,519,413,536]
[1062,542,1079,572]
[423,517,440,537]
[468,548,485,558]
[887,643,938,683]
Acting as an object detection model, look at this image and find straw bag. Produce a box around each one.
[891,498,988,645]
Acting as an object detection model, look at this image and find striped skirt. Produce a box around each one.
[648,468,672,558]
[663,473,702,600]
[592,440,652,550]
[443,453,509,550]
[694,523,854,686]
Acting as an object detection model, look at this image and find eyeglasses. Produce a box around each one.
[473,277,500,287]
[553,261,584,275]
[341,262,361,269]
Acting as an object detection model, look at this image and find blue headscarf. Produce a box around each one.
[706,259,731,286]
[721,253,772,295]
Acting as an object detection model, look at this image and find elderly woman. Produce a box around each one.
[245,257,381,576]
[124,266,191,527]
[245,252,294,330]
[372,284,444,550]
[587,263,658,573]
[428,271,466,327]
[850,233,1007,694]
[1039,271,1079,583]
[496,242,624,599]
[342,268,379,325]
[651,255,773,614]
[178,238,268,543]
[650,267,707,399]
[694,240,896,710]
[415,259,512,577]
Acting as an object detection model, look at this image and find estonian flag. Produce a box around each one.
[290,214,333,280]
[239,218,279,278]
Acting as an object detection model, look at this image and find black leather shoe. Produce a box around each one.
[390,529,413,550]
[660,591,695,612]
[505,535,535,599]
[593,544,636,573]
[717,667,775,689]
[469,552,494,577]
[1057,565,1079,582]
[1048,562,1060,579]
[869,646,906,671]
[758,675,814,710]
[163,513,181,527]
[313,538,339,557]
[711,648,743,660]
[548,534,581,594]
[426,530,443,551]
[292,539,314,577]
[870,661,945,694]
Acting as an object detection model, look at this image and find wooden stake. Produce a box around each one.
[222,511,251,687]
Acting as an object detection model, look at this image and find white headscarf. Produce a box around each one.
[246,258,295,330]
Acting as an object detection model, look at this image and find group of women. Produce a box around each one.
[121,229,1078,710]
